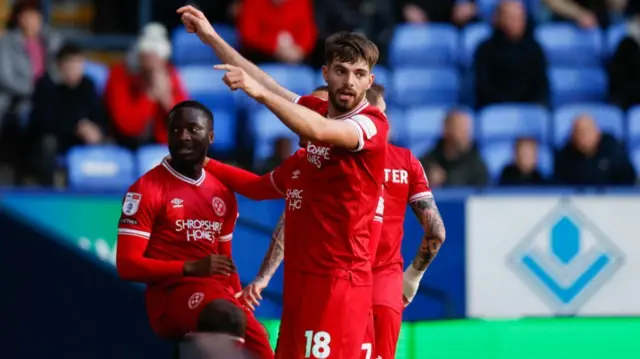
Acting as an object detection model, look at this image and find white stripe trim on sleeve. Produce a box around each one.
[351,114,377,139]
[118,228,151,239]
[345,118,365,152]
[292,95,301,104]
[408,191,433,203]
[269,171,285,195]
[219,234,233,242]
[374,216,383,222]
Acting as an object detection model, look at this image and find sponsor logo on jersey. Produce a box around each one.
[175,219,223,242]
[286,188,304,211]
[212,197,226,216]
[122,192,141,216]
[384,169,409,184]
[188,292,205,310]
[171,198,184,208]
[119,218,138,225]
[306,142,331,169]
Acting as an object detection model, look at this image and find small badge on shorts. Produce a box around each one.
[212,197,227,217]
[188,292,205,310]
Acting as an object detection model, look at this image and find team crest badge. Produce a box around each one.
[122,192,142,216]
[212,197,226,216]
[188,292,205,309]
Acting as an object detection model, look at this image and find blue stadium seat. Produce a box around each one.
[386,107,406,145]
[390,24,458,67]
[460,23,491,68]
[476,0,500,21]
[67,145,135,190]
[606,22,627,57]
[136,145,168,176]
[179,66,236,111]
[249,108,299,161]
[627,106,640,146]
[404,106,471,155]
[535,24,603,66]
[549,67,607,107]
[84,61,109,94]
[481,141,553,183]
[392,67,460,108]
[171,25,237,66]
[240,64,315,109]
[553,104,625,147]
[630,145,640,176]
[478,104,550,144]
[314,66,391,93]
[211,109,237,152]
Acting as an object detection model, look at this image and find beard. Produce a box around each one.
[328,87,365,114]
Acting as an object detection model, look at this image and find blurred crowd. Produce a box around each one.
[0,0,639,188]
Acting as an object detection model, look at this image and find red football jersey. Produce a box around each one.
[270,95,389,285]
[374,144,432,270]
[117,159,239,323]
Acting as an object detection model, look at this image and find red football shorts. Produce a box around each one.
[275,271,372,359]
[148,283,273,359]
[372,305,402,359]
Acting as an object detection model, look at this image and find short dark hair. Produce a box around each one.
[56,43,83,62]
[7,0,41,30]
[313,85,329,92]
[366,83,385,105]
[168,100,214,128]
[324,32,379,69]
[197,299,247,337]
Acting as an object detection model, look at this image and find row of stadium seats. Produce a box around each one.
[64,139,640,190]
[255,103,640,160]
[81,61,612,110]
[168,22,629,68]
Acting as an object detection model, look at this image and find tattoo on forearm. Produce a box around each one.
[256,213,285,281]
[410,197,446,272]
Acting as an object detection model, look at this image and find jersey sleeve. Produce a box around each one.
[408,152,433,203]
[344,108,389,152]
[204,159,283,200]
[269,149,304,194]
[117,180,160,240]
[292,94,326,109]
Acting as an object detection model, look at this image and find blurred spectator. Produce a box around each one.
[499,138,547,186]
[238,0,317,64]
[257,137,293,174]
[554,114,635,185]
[312,0,395,66]
[0,0,61,184]
[420,109,489,187]
[543,0,627,29]
[398,0,477,26]
[27,44,104,185]
[104,23,188,150]
[609,2,640,110]
[474,1,549,109]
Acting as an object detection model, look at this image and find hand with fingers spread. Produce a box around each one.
[176,5,216,42]
[214,64,267,101]
[235,276,269,311]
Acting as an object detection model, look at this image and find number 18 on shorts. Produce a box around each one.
[303,331,373,359]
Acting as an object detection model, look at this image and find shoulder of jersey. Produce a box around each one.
[294,148,307,157]
[133,164,166,189]
[361,104,387,120]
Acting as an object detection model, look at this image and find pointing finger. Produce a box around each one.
[213,64,235,71]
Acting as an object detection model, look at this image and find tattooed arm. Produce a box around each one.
[236,212,285,311]
[403,194,446,306]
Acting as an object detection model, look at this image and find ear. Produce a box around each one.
[209,131,214,145]
[368,73,375,90]
[321,65,329,84]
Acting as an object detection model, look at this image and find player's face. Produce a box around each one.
[168,108,213,164]
[323,60,373,113]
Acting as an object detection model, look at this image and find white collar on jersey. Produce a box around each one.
[330,98,369,120]
[161,159,206,186]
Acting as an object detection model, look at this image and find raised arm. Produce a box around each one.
[177,5,298,101]
[204,159,284,200]
[236,212,286,310]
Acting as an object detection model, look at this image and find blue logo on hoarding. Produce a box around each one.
[507,200,624,314]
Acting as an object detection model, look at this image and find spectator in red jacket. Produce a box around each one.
[238,0,317,64]
[104,23,188,150]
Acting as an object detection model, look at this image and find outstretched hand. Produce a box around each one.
[214,64,267,101]
[177,6,215,42]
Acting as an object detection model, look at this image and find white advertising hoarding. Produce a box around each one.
[466,196,640,318]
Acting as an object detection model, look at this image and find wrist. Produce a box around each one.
[405,264,425,284]
[182,261,194,276]
[255,274,271,284]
